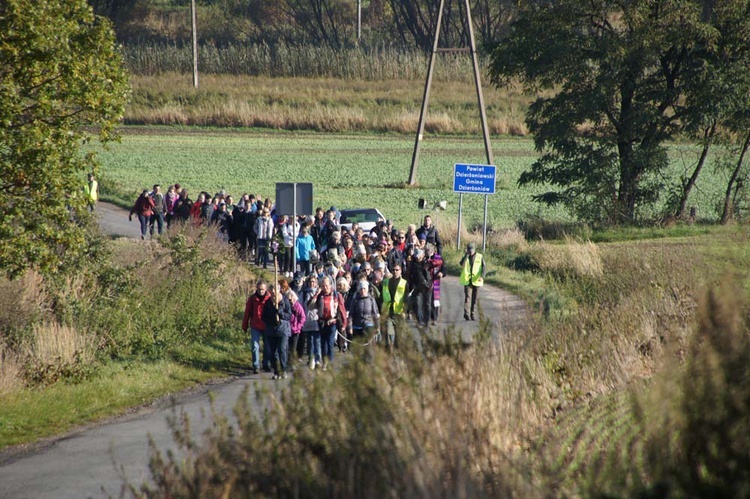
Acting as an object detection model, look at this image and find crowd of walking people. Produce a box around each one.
[131,183,485,379]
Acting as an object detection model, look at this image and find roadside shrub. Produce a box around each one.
[97,225,246,358]
[131,323,542,497]
[526,239,603,279]
[21,322,100,386]
[624,281,750,497]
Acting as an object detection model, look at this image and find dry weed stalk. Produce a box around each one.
[533,239,603,278]
[24,321,98,368]
[0,342,23,394]
[490,227,529,251]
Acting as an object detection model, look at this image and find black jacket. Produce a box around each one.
[409,261,433,293]
[261,295,292,337]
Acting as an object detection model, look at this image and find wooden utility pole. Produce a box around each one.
[408,0,494,185]
[357,0,362,43]
[191,0,198,88]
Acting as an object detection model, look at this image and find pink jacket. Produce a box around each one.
[290,300,306,335]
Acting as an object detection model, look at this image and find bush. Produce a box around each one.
[0,222,252,390]
[627,280,750,497]
[517,216,592,241]
[130,323,542,497]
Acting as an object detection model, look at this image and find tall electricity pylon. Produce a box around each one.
[407,0,494,185]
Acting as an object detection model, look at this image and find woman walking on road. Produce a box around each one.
[310,276,346,371]
[261,285,293,379]
[129,189,155,240]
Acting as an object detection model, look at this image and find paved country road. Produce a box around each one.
[0,202,528,499]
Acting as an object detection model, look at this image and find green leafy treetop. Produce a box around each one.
[0,0,129,278]
[488,0,750,224]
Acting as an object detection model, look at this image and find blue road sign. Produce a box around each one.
[453,164,496,194]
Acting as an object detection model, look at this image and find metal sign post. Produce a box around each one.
[453,163,496,250]
[457,193,464,250]
[293,183,297,273]
[483,195,489,252]
[276,182,314,275]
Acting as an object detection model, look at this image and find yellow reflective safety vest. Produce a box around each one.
[382,277,408,315]
[460,253,484,287]
[84,179,98,202]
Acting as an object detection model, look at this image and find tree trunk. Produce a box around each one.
[617,141,640,224]
[721,129,750,224]
[675,121,717,218]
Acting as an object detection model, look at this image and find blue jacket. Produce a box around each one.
[296,234,316,261]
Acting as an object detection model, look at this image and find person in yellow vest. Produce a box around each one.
[460,242,485,321]
[381,263,409,353]
[84,172,98,211]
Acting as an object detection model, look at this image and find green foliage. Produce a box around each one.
[0,0,130,278]
[629,282,750,497]
[488,0,750,224]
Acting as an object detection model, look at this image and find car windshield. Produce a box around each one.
[340,209,380,224]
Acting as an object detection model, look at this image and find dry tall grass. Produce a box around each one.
[127,74,531,135]
[0,271,48,341]
[489,227,529,251]
[0,342,22,394]
[530,239,603,278]
[23,322,99,369]
[132,324,548,497]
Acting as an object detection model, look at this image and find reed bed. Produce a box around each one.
[123,42,484,81]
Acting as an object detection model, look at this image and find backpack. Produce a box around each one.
[307,305,319,322]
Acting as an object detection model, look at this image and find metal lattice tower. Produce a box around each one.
[407,0,494,185]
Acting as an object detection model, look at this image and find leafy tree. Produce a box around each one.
[0,0,129,278]
[670,0,750,220]
[488,0,743,224]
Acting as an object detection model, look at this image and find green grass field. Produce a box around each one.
[92,128,734,231]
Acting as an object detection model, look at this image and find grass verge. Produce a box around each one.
[0,359,237,450]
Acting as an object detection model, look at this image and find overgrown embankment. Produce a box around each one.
[0,222,254,449]
[131,224,750,497]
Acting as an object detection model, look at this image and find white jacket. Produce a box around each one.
[254,216,274,239]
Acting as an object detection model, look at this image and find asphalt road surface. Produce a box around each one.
[0,202,528,498]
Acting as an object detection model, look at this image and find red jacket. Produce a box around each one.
[316,291,347,330]
[242,292,270,332]
[130,195,154,217]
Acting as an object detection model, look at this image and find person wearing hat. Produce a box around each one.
[459,242,485,320]
[417,231,428,250]
[347,279,380,341]
[381,263,409,353]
